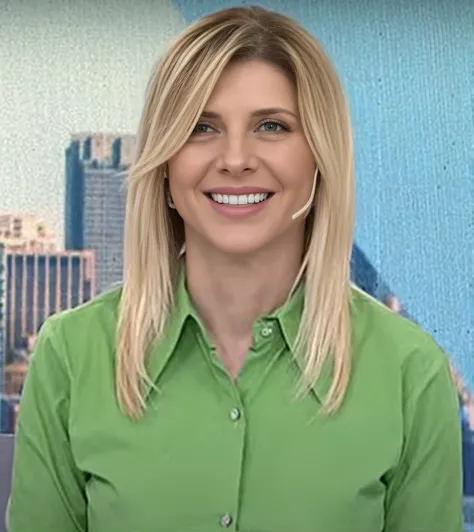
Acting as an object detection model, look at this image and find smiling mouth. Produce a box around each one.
[205,192,274,205]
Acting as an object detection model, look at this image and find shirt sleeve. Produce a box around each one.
[7,317,87,532]
[383,340,464,532]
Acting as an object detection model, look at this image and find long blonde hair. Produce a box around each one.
[118,6,355,418]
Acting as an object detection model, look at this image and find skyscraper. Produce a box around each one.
[4,250,96,353]
[65,133,135,293]
[65,140,84,250]
[0,244,6,396]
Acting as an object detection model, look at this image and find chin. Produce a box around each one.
[211,239,269,257]
[207,230,274,257]
[187,221,292,258]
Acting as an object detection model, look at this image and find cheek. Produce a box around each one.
[167,147,207,192]
[266,142,315,190]
[293,144,316,191]
[290,136,315,172]
[168,146,191,180]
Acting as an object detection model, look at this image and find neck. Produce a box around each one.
[184,231,305,357]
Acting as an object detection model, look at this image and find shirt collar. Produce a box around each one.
[144,267,333,403]
[144,266,194,396]
[273,283,334,403]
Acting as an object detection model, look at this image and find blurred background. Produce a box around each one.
[0,0,472,530]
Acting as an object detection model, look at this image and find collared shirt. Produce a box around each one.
[8,272,463,531]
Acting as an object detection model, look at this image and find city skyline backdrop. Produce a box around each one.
[0,0,186,244]
[1,0,473,384]
[0,0,474,370]
[1,1,473,528]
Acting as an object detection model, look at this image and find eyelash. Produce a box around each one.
[258,119,291,132]
[192,119,291,135]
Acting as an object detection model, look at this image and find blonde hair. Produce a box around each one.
[118,5,355,418]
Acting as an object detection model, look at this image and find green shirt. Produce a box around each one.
[8,274,463,532]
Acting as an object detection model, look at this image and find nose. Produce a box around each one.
[216,132,257,177]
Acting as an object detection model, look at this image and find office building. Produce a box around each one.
[65,133,135,293]
[4,250,96,353]
[0,245,6,398]
[0,213,57,252]
[0,396,14,434]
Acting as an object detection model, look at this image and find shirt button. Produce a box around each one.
[230,407,241,421]
[220,513,233,528]
[261,325,273,338]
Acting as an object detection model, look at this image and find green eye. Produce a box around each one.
[192,123,213,134]
[257,120,289,133]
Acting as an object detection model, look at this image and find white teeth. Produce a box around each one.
[210,193,270,205]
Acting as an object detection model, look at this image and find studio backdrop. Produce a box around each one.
[0,0,472,530]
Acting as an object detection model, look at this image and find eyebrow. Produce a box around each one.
[200,107,298,119]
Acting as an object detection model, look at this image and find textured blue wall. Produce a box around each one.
[173,0,474,386]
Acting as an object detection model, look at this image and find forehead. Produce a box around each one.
[205,59,297,110]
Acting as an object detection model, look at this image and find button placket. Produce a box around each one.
[220,386,245,531]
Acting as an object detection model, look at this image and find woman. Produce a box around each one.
[8,6,462,532]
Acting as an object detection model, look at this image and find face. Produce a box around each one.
[167,59,316,256]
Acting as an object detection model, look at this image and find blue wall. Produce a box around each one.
[173,0,474,387]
